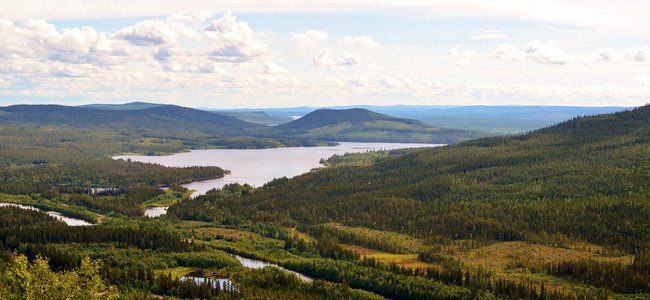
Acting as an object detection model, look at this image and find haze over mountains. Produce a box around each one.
[1,103,489,144]
[82,101,633,134]
[209,104,632,134]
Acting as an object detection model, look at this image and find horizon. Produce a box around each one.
[1,1,649,108]
[0,101,639,110]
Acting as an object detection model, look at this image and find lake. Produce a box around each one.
[116,142,442,197]
[179,275,237,291]
[143,206,168,218]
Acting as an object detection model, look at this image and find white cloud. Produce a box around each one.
[524,40,575,65]
[312,49,334,68]
[596,49,618,62]
[3,1,648,37]
[115,19,177,45]
[451,60,471,68]
[490,40,575,65]
[634,74,650,86]
[337,35,379,48]
[447,47,476,68]
[470,30,508,40]
[260,61,288,74]
[349,76,369,87]
[312,49,361,71]
[256,74,300,86]
[290,30,328,48]
[337,52,361,66]
[590,47,650,65]
[161,56,226,73]
[622,47,650,63]
[490,43,522,61]
[0,19,137,72]
[1,10,649,108]
[379,76,419,90]
[203,13,269,62]
[321,77,346,88]
[447,46,477,59]
[363,63,382,75]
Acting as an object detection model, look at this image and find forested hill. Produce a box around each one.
[0,104,262,135]
[272,108,490,143]
[177,104,650,253]
[81,101,163,110]
[278,108,426,129]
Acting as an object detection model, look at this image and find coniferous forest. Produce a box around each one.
[0,104,648,299]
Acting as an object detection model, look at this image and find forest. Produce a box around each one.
[0,104,648,299]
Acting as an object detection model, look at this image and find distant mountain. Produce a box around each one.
[0,104,262,135]
[216,111,293,126]
[0,104,491,144]
[277,108,409,130]
[272,108,490,143]
[81,102,164,111]
[211,105,633,135]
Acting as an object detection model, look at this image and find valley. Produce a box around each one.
[0,103,647,299]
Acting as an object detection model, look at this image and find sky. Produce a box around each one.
[0,1,649,108]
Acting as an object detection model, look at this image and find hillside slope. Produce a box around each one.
[272,108,489,143]
[175,105,650,252]
[0,104,262,135]
[217,111,293,126]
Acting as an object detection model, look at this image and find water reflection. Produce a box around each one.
[0,203,93,226]
[235,255,313,282]
[179,275,237,291]
[143,206,168,218]
[116,142,441,197]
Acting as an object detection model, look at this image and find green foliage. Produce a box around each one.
[421,117,555,135]
[282,258,473,299]
[0,254,116,300]
[0,206,65,227]
[299,224,412,254]
[233,266,384,299]
[283,234,360,261]
[0,104,259,135]
[0,225,196,252]
[172,105,650,255]
[546,250,650,293]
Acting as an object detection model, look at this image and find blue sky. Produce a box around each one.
[0,1,649,108]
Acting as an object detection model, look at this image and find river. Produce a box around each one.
[0,203,93,226]
[235,255,313,282]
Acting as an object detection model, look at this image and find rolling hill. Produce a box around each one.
[272,108,490,143]
[217,111,293,126]
[1,104,489,144]
[214,105,631,134]
[81,101,164,110]
[0,104,262,136]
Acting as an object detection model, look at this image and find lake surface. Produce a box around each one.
[0,203,93,226]
[179,275,237,291]
[235,255,313,282]
[143,206,168,218]
[116,142,441,197]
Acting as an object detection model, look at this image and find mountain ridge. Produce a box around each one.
[1,104,489,144]
[270,108,490,143]
[0,104,261,135]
